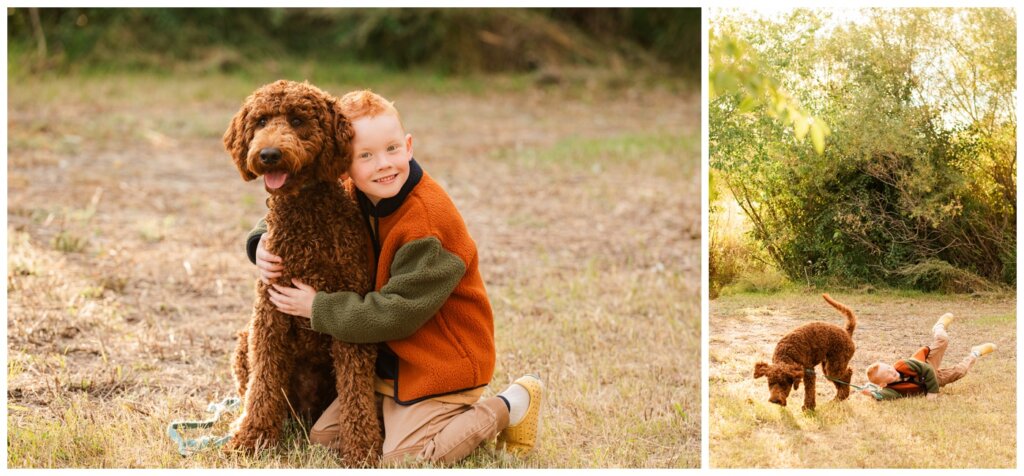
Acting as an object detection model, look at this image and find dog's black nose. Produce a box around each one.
[259,148,282,165]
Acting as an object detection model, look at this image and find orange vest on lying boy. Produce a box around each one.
[248,159,496,404]
[877,347,940,399]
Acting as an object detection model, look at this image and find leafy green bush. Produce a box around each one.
[710,8,1016,292]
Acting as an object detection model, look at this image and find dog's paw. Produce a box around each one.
[224,438,252,454]
[225,428,272,454]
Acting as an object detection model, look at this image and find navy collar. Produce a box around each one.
[357,158,423,219]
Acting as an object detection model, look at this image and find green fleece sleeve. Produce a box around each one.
[246,218,268,264]
[309,236,466,344]
[876,387,903,400]
[901,359,940,394]
[913,360,940,394]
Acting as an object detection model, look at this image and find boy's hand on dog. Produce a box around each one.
[268,279,316,319]
[256,232,284,284]
[257,233,317,320]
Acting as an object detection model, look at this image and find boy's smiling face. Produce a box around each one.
[349,114,413,205]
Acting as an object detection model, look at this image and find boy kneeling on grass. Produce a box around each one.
[862,312,995,400]
[246,90,542,465]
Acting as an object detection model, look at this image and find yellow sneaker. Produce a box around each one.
[936,313,955,329]
[971,343,996,357]
[497,374,543,456]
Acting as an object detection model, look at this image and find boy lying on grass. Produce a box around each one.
[862,313,995,400]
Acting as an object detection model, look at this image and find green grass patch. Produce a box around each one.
[9,51,538,98]
[52,231,89,253]
[496,131,698,173]
[970,313,1015,326]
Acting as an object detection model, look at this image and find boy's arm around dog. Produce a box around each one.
[247,219,466,343]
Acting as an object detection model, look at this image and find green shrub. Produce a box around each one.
[710,9,1015,292]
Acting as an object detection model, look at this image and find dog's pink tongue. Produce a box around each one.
[264,172,288,190]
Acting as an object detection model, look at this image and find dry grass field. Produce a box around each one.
[710,291,1016,468]
[6,70,701,467]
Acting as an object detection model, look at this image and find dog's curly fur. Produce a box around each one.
[753,293,857,411]
[223,80,382,464]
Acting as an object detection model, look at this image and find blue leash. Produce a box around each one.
[167,397,241,456]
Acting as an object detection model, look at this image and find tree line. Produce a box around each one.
[8,8,699,79]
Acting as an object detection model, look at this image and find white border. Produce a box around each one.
[700,5,711,473]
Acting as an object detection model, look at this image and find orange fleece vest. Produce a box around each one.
[370,170,495,404]
[888,346,931,396]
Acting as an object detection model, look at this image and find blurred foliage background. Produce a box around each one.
[709,8,1016,296]
[7,7,699,81]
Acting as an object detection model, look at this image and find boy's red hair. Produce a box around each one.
[339,89,403,127]
[866,362,882,382]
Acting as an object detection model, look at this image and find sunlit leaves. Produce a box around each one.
[710,25,830,155]
[809,119,829,155]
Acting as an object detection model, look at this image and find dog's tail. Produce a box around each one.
[822,293,857,336]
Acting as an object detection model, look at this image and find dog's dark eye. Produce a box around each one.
[257,117,268,127]
[290,117,303,127]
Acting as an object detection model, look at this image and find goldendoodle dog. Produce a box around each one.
[223,80,381,464]
[753,293,857,411]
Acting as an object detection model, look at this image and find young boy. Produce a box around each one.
[245,90,542,465]
[862,312,996,400]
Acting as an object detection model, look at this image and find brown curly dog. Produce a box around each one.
[223,80,381,464]
[753,293,857,411]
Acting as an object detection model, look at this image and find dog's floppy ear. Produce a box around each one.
[314,97,354,184]
[787,364,806,385]
[753,362,771,379]
[224,99,257,181]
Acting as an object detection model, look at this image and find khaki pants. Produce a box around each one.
[310,394,510,466]
[928,326,976,387]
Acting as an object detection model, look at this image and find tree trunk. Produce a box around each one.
[29,8,47,63]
